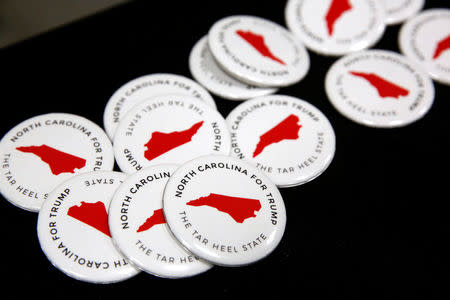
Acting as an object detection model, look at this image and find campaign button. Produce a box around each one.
[325,49,435,127]
[226,95,336,187]
[108,164,213,278]
[399,8,450,86]
[285,0,386,56]
[37,171,140,283]
[163,154,286,266]
[113,95,231,174]
[208,15,310,87]
[0,113,114,212]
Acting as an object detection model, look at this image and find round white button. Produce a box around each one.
[163,154,287,267]
[208,15,310,87]
[108,165,213,278]
[325,49,435,127]
[0,113,114,212]
[37,171,140,283]
[113,94,231,174]
[399,8,450,86]
[285,0,386,56]
[226,94,336,187]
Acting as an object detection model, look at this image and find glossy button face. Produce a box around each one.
[399,9,450,86]
[103,73,217,139]
[325,50,435,127]
[381,0,424,25]
[0,113,114,212]
[108,165,213,278]
[226,95,336,188]
[113,95,231,174]
[163,155,287,267]
[285,0,386,56]
[208,15,310,87]
[189,36,278,101]
[37,171,140,284]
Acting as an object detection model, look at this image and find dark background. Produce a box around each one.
[0,0,448,298]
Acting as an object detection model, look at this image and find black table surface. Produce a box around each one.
[0,0,449,298]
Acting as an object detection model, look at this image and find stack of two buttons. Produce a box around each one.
[189,15,311,101]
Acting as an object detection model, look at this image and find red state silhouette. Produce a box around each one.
[433,34,450,60]
[187,193,261,223]
[349,71,409,99]
[67,201,111,237]
[236,30,286,65]
[16,145,86,175]
[325,0,353,36]
[137,208,166,232]
[253,114,301,158]
[144,121,204,161]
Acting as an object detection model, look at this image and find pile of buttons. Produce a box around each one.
[0,0,448,283]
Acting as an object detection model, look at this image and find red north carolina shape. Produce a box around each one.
[16,144,86,175]
[67,201,111,237]
[253,114,301,158]
[349,71,410,99]
[433,34,450,60]
[236,30,286,65]
[136,208,166,232]
[325,0,353,36]
[187,193,261,223]
[144,121,204,161]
